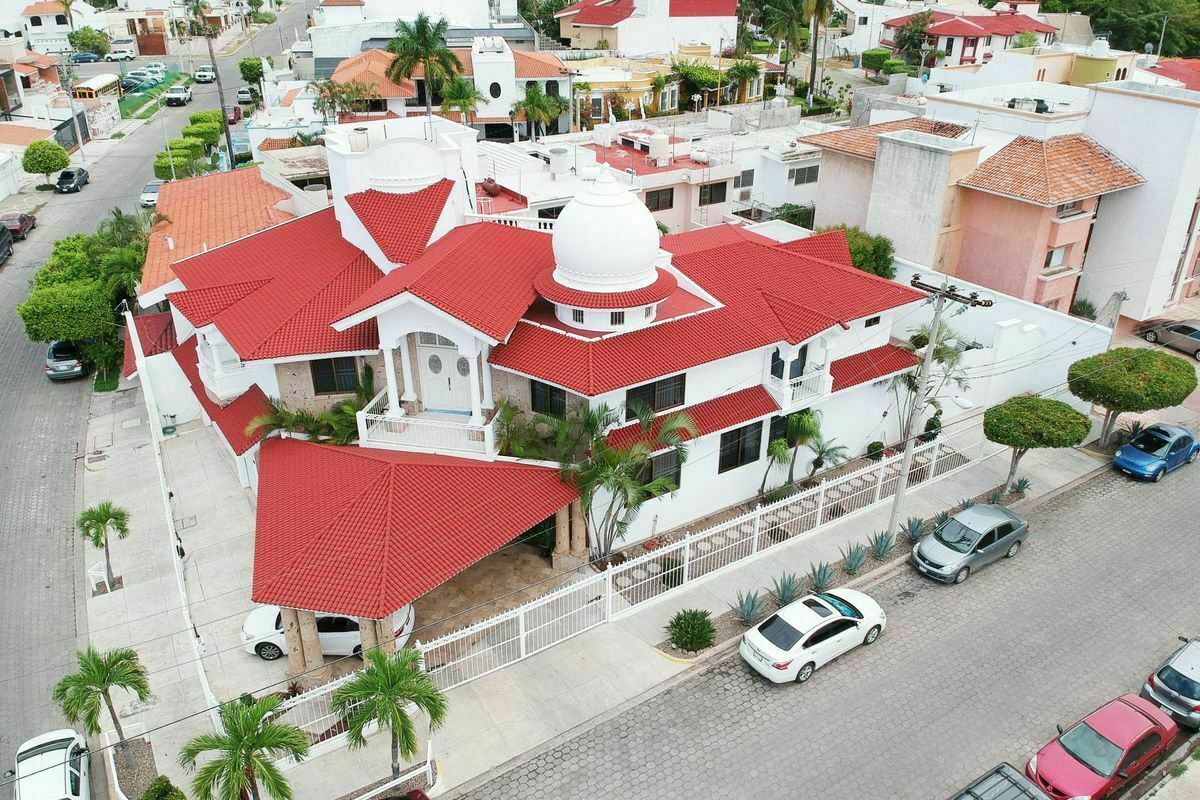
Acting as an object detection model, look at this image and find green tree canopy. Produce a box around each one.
[861,47,890,76]
[22,139,69,180]
[1037,0,1199,58]
[1013,31,1039,48]
[386,13,463,117]
[67,26,109,55]
[1068,347,1197,445]
[984,395,1090,489]
[33,234,92,288]
[238,55,273,85]
[189,108,224,126]
[18,280,111,342]
[894,9,933,62]
[816,224,895,278]
[181,121,221,147]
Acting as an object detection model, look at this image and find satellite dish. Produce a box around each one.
[1144,43,1153,53]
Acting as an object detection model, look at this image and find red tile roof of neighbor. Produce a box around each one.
[0,123,54,146]
[251,437,578,618]
[555,0,634,26]
[121,311,176,379]
[490,232,924,395]
[777,230,854,266]
[141,167,293,296]
[606,385,779,449]
[534,267,678,309]
[21,1,63,13]
[280,87,301,107]
[331,50,415,98]
[658,224,778,256]
[337,222,555,341]
[960,134,1144,206]
[320,0,363,6]
[668,0,736,16]
[258,136,302,151]
[1146,59,1200,92]
[171,337,270,455]
[168,209,380,360]
[830,343,919,392]
[802,118,970,160]
[881,10,1056,35]
[345,180,454,264]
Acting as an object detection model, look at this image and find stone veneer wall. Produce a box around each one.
[490,366,589,415]
[274,353,387,415]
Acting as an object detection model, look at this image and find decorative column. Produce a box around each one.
[376,619,397,656]
[553,506,569,556]
[464,348,484,425]
[381,346,400,414]
[357,616,379,657]
[296,609,329,687]
[280,607,305,680]
[481,347,494,410]
[569,498,587,557]
[398,333,416,402]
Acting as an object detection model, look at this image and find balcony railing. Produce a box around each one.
[765,369,831,408]
[464,212,554,231]
[356,390,498,457]
[196,346,252,402]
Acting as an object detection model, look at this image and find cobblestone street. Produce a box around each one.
[458,467,1200,800]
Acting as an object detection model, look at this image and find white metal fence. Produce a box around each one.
[356,389,497,456]
[275,426,992,757]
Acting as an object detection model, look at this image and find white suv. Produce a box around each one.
[105,47,135,61]
[195,65,215,83]
[4,730,90,800]
[241,604,416,660]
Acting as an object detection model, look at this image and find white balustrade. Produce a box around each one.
[356,390,497,456]
[765,368,830,407]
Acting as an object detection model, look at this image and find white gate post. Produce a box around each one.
[604,564,614,620]
[752,506,762,554]
[517,608,527,658]
[872,460,886,504]
[929,437,942,478]
[680,538,691,585]
[815,482,826,526]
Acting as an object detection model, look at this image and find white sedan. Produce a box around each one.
[739,588,886,684]
[4,729,90,800]
[241,604,414,661]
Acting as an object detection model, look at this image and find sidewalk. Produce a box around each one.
[1146,753,1200,800]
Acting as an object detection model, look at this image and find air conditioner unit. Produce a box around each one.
[738,188,752,202]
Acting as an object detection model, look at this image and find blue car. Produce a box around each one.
[68,51,100,63]
[1112,423,1199,481]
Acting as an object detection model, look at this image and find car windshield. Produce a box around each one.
[934,519,980,553]
[50,342,79,359]
[1130,431,1172,456]
[16,737,72,764]
[757,613,802,651]
[58,170,74,180]
[1058,722,1123,777]
[143,183,159,194]
[817,592,862,619]
[1159,664,1200,700]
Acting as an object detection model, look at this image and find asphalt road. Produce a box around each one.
[0,7,305,792]
[458,466,1200,800]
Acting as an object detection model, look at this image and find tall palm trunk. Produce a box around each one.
[422,60,434,117]
[105,691,134,769]
[102,528,115,587]
[390,729,400,778]
[247,769,262,800]
[806,15,818,104]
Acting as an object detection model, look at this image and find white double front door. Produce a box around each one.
[416,334,473,414]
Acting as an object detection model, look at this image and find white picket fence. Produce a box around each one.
[271,426,993,756]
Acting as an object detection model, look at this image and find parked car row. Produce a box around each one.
[240,603,416,661]
[0,210,35,265]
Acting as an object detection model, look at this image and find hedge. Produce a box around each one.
[33,235,93,289]
[882,59,910,75]
[861,48,890,76]
[167,136,205,161]
[153,153,193,180]
[188,108,223,126]
[17,280,112,342]
[181,121,221,147]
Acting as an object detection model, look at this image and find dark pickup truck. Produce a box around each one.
[949,763,1051,800]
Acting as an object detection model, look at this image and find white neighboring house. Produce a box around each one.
[553,0,737,56]
[21,0,103,54]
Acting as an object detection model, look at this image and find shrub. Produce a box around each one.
[808,561,835,592]
[882,59,910,75]
[666,609,715,652]
[153,153,193,180]
[140,776,186,800]
[233,151,254,165]
[815,224,895,279]
[17,281,112,342]
[181,121,221,147]
[730,590,770,624]
[68,26,109,56]
[867,530,895,559]
[988,489,1003,505]
[919,413,943,443]
[659,555,684,588]
[861,48,890,76]
[933,510,951,528]
[840,543,868,575]
[1011,476,1032,494]
[22,139,69,180]
[167,136,205,161]
[771,572,802,606]
[188,108,223,126]
[901,516,924,545]
[251,10,276,23]
[1070,298,1097,320]
[959,497,976,511]
[909,330,929,349]
[773,202,815,229]
[866,441,885,461]
[1116,419,1145,446]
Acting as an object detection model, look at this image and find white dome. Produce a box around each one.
[551,171,660,293]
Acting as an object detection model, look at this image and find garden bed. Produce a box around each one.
[113,737,157,800]
[332,761,436,800]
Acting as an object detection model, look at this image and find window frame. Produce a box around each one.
[310,356,359,395]
[571,308,585,324]
[864,316,881,328]
[530,379,567,417]
[718,421,763,474]
[610,310,625,326]
[1044,245,1067,270]
[698,181,728,206]
[638,449,682,489]
[645,187,674,211]
[734,168,754,189]
[625,374,686,419]
[790,164,819,185]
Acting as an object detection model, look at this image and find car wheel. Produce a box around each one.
[863,625,881,645]
[1189,449,1198,465]
[954,566,970,584]
[1153,468,1165,482]
[1005,540,1021,558]
[1194,349,1200,361]
[352,645,362,657]
[1144,330,1159,343]
[795,662,815,683]
[255,642,283,661]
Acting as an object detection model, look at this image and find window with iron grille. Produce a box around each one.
[699,181,728,206]
[789,165,819,185]
[311,357,359,394]
[645,187,674,211]
[638,450,682,488]
[530,379,566,417]
[572,308,585,324]
[734,169,754,189]
[718,422,762,473]
[610,310,625,325]
[625,374,686,419]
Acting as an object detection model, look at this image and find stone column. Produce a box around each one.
[357,616,379,658]
[398,334,416,402]
[376,618,397,656]
[553,506,569,556]
[464,349,484,425]
[296,609,329,687]
[381,346,400,413]
[569,498,587,557]
[481,348,494,410]
[280,607,305,681]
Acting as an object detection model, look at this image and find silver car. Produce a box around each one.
[1136,318,1200,360]
[1141,636,1200,729]
[911,504,1029,584]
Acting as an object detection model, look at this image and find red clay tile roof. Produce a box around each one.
[320,0,363,6]
[513,50,568,78]
[338,222,554,342]
[280,87,301,107]
[830,343,919,392]
[335,48,563,85]
[258,136,302,151]
[0,123,54,146]
[534,267,678,309]
[1146,58,1200,91]
[331,50,415,98]
[251,437,578,617]
[171,337,271,455]
[337,110,400,124]
[659,224,777,256]
[169,210,379,360]
[141,167,292,296]
[881,10,956,28]
[491,235,924,394]
[21,1,64,13]
[556,0,634,26]
[121,311,176,378]
[345,180,454,264]
[606,385,778,449]
[959,134,1144,206]
[669,0,735,16]
[776,230,853,267]
[882,10,1055,35]
[801,118,970,160]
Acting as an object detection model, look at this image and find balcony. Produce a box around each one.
[196,345,254,403]
[1047,210,1093,249]
[356,389,498,458]
[765,368,832,409]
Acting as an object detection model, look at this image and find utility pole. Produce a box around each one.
[191,3,236,168]
[56,65,88,163]
[159,97,176,180]
[1156,15,1170,56]
[885,276,993,537]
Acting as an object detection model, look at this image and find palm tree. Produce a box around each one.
[386,13,462,118]
[331,648,447,779]
[53,646,151,766]
[60,0,79,29]
[185,0,235,158]
[439,76,485,124]
[806,435,848,478]
[76,501,130,589]
[763,0,805,85]
[513,83,569,138]
[179,695,309,800]
[782,409,821,484]
[802,0,834,104]
[759,436,792,495]
[894,10,933,65]
[726,59,761,103]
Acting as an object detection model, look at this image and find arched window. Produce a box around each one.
[525,80,537,91]
[545,81,559,97]
[489,81,501,99]
[29,16,42,26]
[54,14,66,24]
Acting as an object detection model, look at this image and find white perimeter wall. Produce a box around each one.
[145,353,203,426]
[813,150,873,230]
[616,16,737,57]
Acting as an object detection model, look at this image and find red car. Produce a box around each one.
[1,212,36,239]
[1026,694,1177,799]
[225,105,242,125]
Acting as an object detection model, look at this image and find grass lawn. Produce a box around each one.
[751,40,774,54]
[93,370,119,392]
[119,70,187,119]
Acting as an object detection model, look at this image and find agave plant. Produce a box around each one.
[839,543,868,575]
[959,497,976,511]
[808,561,835,593]
[771,572,802,607]
[1011,476,1033,494]
[933,510,951,528]
[730,590,770,624]
[666,609,716,652]
[901,516,925,545]
[867,530,895,560]
[988,489,1004,505]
